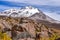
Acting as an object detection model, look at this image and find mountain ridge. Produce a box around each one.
[0,6,60,24]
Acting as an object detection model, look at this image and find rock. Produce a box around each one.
[0,17,60,40]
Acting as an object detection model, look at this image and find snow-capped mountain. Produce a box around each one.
[0,6,60,23]
[0,6,39,17]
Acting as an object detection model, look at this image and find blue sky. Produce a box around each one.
[0,0,60,21]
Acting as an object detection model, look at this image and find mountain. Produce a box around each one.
[0,6,60,23]
[0,6,60,40]
[0,6,39,17]
[0,6,60,30]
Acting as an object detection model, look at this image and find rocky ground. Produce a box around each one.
[0,17,60,40]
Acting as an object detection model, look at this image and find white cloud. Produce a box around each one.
[0,5,21,11]
[1,0,60,6]
[43,11,60,21]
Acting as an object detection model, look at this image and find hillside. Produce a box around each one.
[0,17,60,40]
